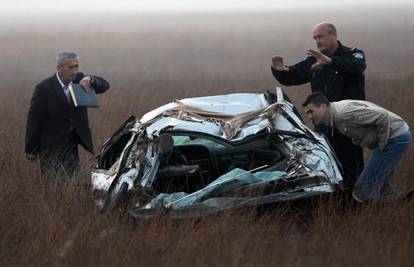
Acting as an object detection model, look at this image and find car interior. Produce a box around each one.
[153,133,288,194]
[96,125,290,195]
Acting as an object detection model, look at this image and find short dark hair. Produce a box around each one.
[302,92,331,107]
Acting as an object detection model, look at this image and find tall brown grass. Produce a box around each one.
[1,8,414,266]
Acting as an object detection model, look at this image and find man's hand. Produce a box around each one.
[80,76,92,91]
[306,49,332,70]
[25,153,37,161]
[271,55,289,71]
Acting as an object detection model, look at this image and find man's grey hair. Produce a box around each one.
[56,51,79,65]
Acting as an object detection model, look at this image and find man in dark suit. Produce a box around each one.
[25,51,110,177]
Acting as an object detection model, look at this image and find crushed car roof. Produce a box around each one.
[140,92,308,142]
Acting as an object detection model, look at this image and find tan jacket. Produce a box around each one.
[330,100,409,150]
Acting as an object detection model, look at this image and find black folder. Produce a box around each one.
[69,83,99,108]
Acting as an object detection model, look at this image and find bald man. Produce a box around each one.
[271,22,366,190]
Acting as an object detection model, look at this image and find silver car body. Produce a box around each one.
[91,88,343,219]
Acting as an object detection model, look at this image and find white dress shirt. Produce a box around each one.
[56,72,72,102]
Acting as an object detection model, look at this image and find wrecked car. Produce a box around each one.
[91,88,343,219]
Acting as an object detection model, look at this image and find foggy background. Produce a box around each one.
[2,0,413,14]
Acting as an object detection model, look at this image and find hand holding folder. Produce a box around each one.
[69,83,99,108]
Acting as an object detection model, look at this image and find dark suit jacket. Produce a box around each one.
[25,72,110,158]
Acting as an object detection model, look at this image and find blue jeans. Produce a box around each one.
[354,130,412,201]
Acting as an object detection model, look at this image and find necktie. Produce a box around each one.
[64,86,74,132]
[63,85,71,104]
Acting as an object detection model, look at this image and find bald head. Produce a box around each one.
[312,22,338,56]
[313,22,337,36]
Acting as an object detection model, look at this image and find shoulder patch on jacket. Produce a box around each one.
[352,52,365,59]
[303,55,314,61]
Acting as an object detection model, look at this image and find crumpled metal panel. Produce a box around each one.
[146,117,222,137]
[128,165,334,219]
[91,171,115,191]
[272,108,303,133]
[178,93,268,114]
[132,167,327,219]
[140,102,179,124]
[92,88,344,218]
[139,97,306,144]
[135,168,334,213]
[139,93,276,141]
[167,168,287,209]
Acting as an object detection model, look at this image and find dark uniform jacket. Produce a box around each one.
[25,72,110,159]
[271,41,366,101]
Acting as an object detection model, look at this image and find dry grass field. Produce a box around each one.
[1,7,414,266]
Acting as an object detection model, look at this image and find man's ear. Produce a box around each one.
[56,64,61,72]
[322,104,330,115]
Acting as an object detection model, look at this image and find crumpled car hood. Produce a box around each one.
[142,93,296,141]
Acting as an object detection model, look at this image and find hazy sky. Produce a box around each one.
[3,0,413,14]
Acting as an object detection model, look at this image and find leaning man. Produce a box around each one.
[302,92,411,202]
[25,51,110,177]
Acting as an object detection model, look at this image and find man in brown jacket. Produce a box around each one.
[302,92,411,202]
